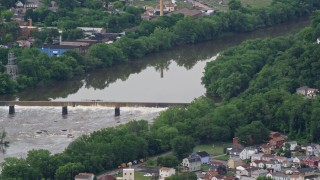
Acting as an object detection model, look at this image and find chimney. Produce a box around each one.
[160,0,164,16]
[233,137,239,147]
[28,18,32,27]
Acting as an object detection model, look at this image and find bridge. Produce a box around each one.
[0,101,189,116]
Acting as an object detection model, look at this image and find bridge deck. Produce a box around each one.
[0,101,188,108]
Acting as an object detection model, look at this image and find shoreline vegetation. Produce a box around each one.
[0,0,317,95]
[2,1,320,179]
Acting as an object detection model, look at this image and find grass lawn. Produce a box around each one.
[193,144,225,156]
[115,171,152,180]
[215,155,230,161]
[240,0,272,8]
[201,0,272,11]
[135,171,153,180]
[201,164,209,171]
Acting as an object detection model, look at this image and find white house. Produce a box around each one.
[266,160,281,172]
[292,156,306,165]
[251,153,264,161]
[123,168,134,180]
[250,160,266,169]
[239,147,257,160]
[182,155,201,172]
[159,167,175,179]
[285,141,298,151]
[306,144,320,156]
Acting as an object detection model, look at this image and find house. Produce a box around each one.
[204,170,234,180]
[164,2,176,12]
[281,160,291,168]
[159,167,175,179]
[285,141,298,151]
[228,146,244,156]
[227,156,243,169]
[274,156,288,163]
[182,155,201,172]
[48,1,59,12]
[269,136,286,148]
[266,160,281,172]
[261,144,272,155]
[196,151,210,164]
[296,86,318,98]
[75,173,94,180]
[262,154,276,162]
[303,156,320,167]
[292,156,306,165]
[20,26,38,37]
[24,0,43,9]
[289,173,305,180]
[15,1,24,8]
[297,167,315,177]
[239,147,257,160]
[250,160,266,169]
[16,40,31,48]
[306,144,320,156]
[169,8,203,19]
[251,153,264,161]
[204,170,219,180]
[77,27,106,36]
[122,168,134,180]
[251,169,269,179]
[268,172,290,180]
[236,166,259,177]
[270,132,282,139]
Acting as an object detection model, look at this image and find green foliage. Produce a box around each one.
[55,162,85,180]
[171,136,195,160]
[236,121,270,146]
[257,177,272,180]
[228,0,242,10]
[166,172,197,180]
[157,155,180,168]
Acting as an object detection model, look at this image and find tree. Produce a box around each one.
[1,157,39,179]
[55,162,85,180]
[228,0,242,10]
[0,130,9,153]
[171,136,195,160]
[236,121,270,146]
[26,149,56,179]
[157,155,180,168]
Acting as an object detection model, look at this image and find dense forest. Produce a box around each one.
[0,0,319,95]
[3,10,320,178]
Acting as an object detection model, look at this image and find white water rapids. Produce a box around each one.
[0,106,166,162]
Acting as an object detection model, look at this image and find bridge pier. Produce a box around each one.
[62,106,68,115]
[115,107,120,117]
[9,105,15,115]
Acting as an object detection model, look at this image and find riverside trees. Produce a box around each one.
[0,0,318,95]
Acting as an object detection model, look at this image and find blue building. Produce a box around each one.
[195,151,210,164]
[39,45,88,56]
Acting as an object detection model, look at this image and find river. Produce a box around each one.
[0,17,310,102]
[0,17,311,161]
